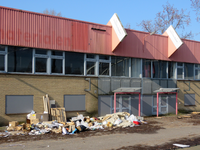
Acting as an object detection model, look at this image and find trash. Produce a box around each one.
[62,127,68,135]
[114,119,122,125]
[4,112,146,137]
[173,144,190,148]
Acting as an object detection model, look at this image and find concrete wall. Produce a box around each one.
[0,74,98,125]
[177,80,200,112]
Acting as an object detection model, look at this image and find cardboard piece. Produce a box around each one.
[30,119,40,124]
[9,121,19,127]
[29,113,49,122]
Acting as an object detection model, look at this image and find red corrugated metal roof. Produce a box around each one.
[1,6,200,64]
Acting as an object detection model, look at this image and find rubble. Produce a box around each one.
[1,112,147,137]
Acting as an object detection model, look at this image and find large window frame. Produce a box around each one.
[98,55,111,76]
[50,50,65,75]
[2,45,200,80]
[85,54,97,76]
[33,49,49,74]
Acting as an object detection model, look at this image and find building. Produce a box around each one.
[0,6,200,125]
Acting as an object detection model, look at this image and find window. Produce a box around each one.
[51,59,62,73]
[6,95,33,114]
[168,62,176,79]
[99,55,110,76]
[131,58,141,78]
[64,95,85,111]
[111,56,129,76]
[143,59,151,78]
[65,52,84,75]
[51,50,64,74]
[34,49,48,73]
[177,62,183,79]
[195,64,200,80]
[8,47,32,73]
[99,62,109,75]
[184,94,195,106]
[152,60,167,78]
[86,54,97,75]
[184,63,194,80]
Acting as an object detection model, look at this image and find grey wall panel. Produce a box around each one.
[142,95,153,116]
[121,79,130,87]
[152,79,160,93]
[131,95,139,116]
[143,79,152,94]
[64,95,85,111]
[168,80,177,88]
[130,79,141,86]
[168,94,176,114]
[98,96,111,116]
[184,94,195,105]
[160,80,167,88]
[6,95,33,114]
[98,78,111,94]
[111,78,121,91]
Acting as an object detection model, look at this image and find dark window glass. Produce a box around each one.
[0,55,4,71]
[131,58,141,78]
[51,59,62,73]
[177,68,183,79]
[87,62,95,75]
[35,49,47,55]
[99,62,109,75]
[8,47,32,73]
[143,59,151,77]
[99,55,109,60]
[52,51,63,56]
[152,60,167,78]
[177,62,183,67]
[35,58,47,73]
[111,56,129,76]
[168,62,176,79]
[87,54,95,59]
[184,63,194,80]
[195,64,200,68]
[65,52,84,75]
[0,45,5,51]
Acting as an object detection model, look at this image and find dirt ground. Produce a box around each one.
[1,114,200,150]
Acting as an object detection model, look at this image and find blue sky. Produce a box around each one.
[1,0,200,41]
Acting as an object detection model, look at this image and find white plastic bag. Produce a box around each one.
[62,127,68,135]
[127,114,138,122]
[114,119,122,125]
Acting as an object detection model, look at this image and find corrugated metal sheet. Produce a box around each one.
[0,6,111,53]
[1,6,200,64]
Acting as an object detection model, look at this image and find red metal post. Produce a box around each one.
[176,92,178,115]
[139,93,141,116]
[157,92,159,117]
[114,92,116,113]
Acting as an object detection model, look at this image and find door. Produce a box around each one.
[152,95,168,115]
[111,95,131,114]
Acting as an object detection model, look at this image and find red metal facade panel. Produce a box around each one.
[1,6,200,64]
[114,30,169,60]
[0,6,111,53]
[170,40,200,64]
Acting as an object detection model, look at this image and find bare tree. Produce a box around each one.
[138,2,192,39]
[191,0,200,22]
[43,9,62,17]
[125,23,131,29]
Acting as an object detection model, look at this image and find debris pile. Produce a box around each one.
[1,112,146,137]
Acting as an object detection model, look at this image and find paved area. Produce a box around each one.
[1,125,200,150]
